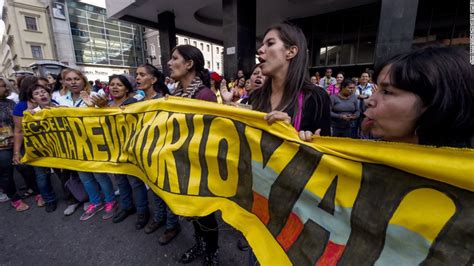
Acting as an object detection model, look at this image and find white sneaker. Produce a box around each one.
[0,192,10,203]
[63,203,80,216]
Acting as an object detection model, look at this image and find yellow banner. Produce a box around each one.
[22,96,474,265]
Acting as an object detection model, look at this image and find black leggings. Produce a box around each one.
[15,163,39,195]
[192,213,219,253]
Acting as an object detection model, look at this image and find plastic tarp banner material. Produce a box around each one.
[22,97,474,265]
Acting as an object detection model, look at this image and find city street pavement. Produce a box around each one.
[0,172,248,265]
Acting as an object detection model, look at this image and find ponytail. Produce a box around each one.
[200,69,210,88]
[138,63,170,95]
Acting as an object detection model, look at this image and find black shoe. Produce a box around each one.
[158,225,181,245]
[203,249,219,266]
[135,212,150,230]
[144,219,164,234]
[179,236,206,264]
[113,208,136,224]
[45,202,57,213]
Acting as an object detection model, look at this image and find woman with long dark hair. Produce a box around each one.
[87,74,149,226]
[132,64,178,240]
[245,22,331,265]
[46,74,57,91]
[166,44,218,265]
[327,72,344,95]
[252,23,330,135]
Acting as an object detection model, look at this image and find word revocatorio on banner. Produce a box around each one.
[21,97,474,265]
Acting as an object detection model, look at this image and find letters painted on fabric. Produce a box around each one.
[22,97,474,265]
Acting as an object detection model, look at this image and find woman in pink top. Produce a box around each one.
[327,72,344,95]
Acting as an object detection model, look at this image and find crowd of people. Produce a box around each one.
[0,22,472,265]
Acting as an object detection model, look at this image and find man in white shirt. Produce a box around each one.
[355,72,375,111]
[354,72,376,138]
[319,68,336,90]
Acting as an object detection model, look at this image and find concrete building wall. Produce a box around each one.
[144,28,161,70]
[3,0,56,76]
[0,33,14,76]
[42,0,76,67]
[0,0,146,80]
[64,0,146,81]
[144,29,224,75]
[176,35,224,75]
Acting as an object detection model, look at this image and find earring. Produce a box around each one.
[414,126,420,136]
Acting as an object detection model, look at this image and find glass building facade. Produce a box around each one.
[66,0,145,67]
[293,0,468,76]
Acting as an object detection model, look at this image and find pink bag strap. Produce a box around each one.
[293,91,304,131]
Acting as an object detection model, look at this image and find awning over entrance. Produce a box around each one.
[106,0,376,42]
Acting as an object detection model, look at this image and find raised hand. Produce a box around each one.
[220,79,234,103]
[80,91,94,107]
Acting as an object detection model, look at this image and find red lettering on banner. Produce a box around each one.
[251,192,270,225]
[316,241,345,266]
[277,212,304,251]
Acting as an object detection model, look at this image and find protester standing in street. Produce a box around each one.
[167,44,219,265]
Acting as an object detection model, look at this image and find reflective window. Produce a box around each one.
[302,0,467,68]
[413,0,468,49]
[25,16,38,31]
[31,45,43,59]
[68,0,144,67]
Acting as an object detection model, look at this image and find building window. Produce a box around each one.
[206,60,210,68]
[217,62,220,69]
[207,44,210,52]
[25,16,38,31]
[150,43,156,56]
[31,45,43,59]
[184,38,189,44]
[200,43,203,50]
[216,47,219,53]
[193,41,197,47]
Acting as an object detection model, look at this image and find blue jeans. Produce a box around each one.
[78,172,115,205]
[34,166,57,204]
[151,193,179,230]
[114,174,149,214]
